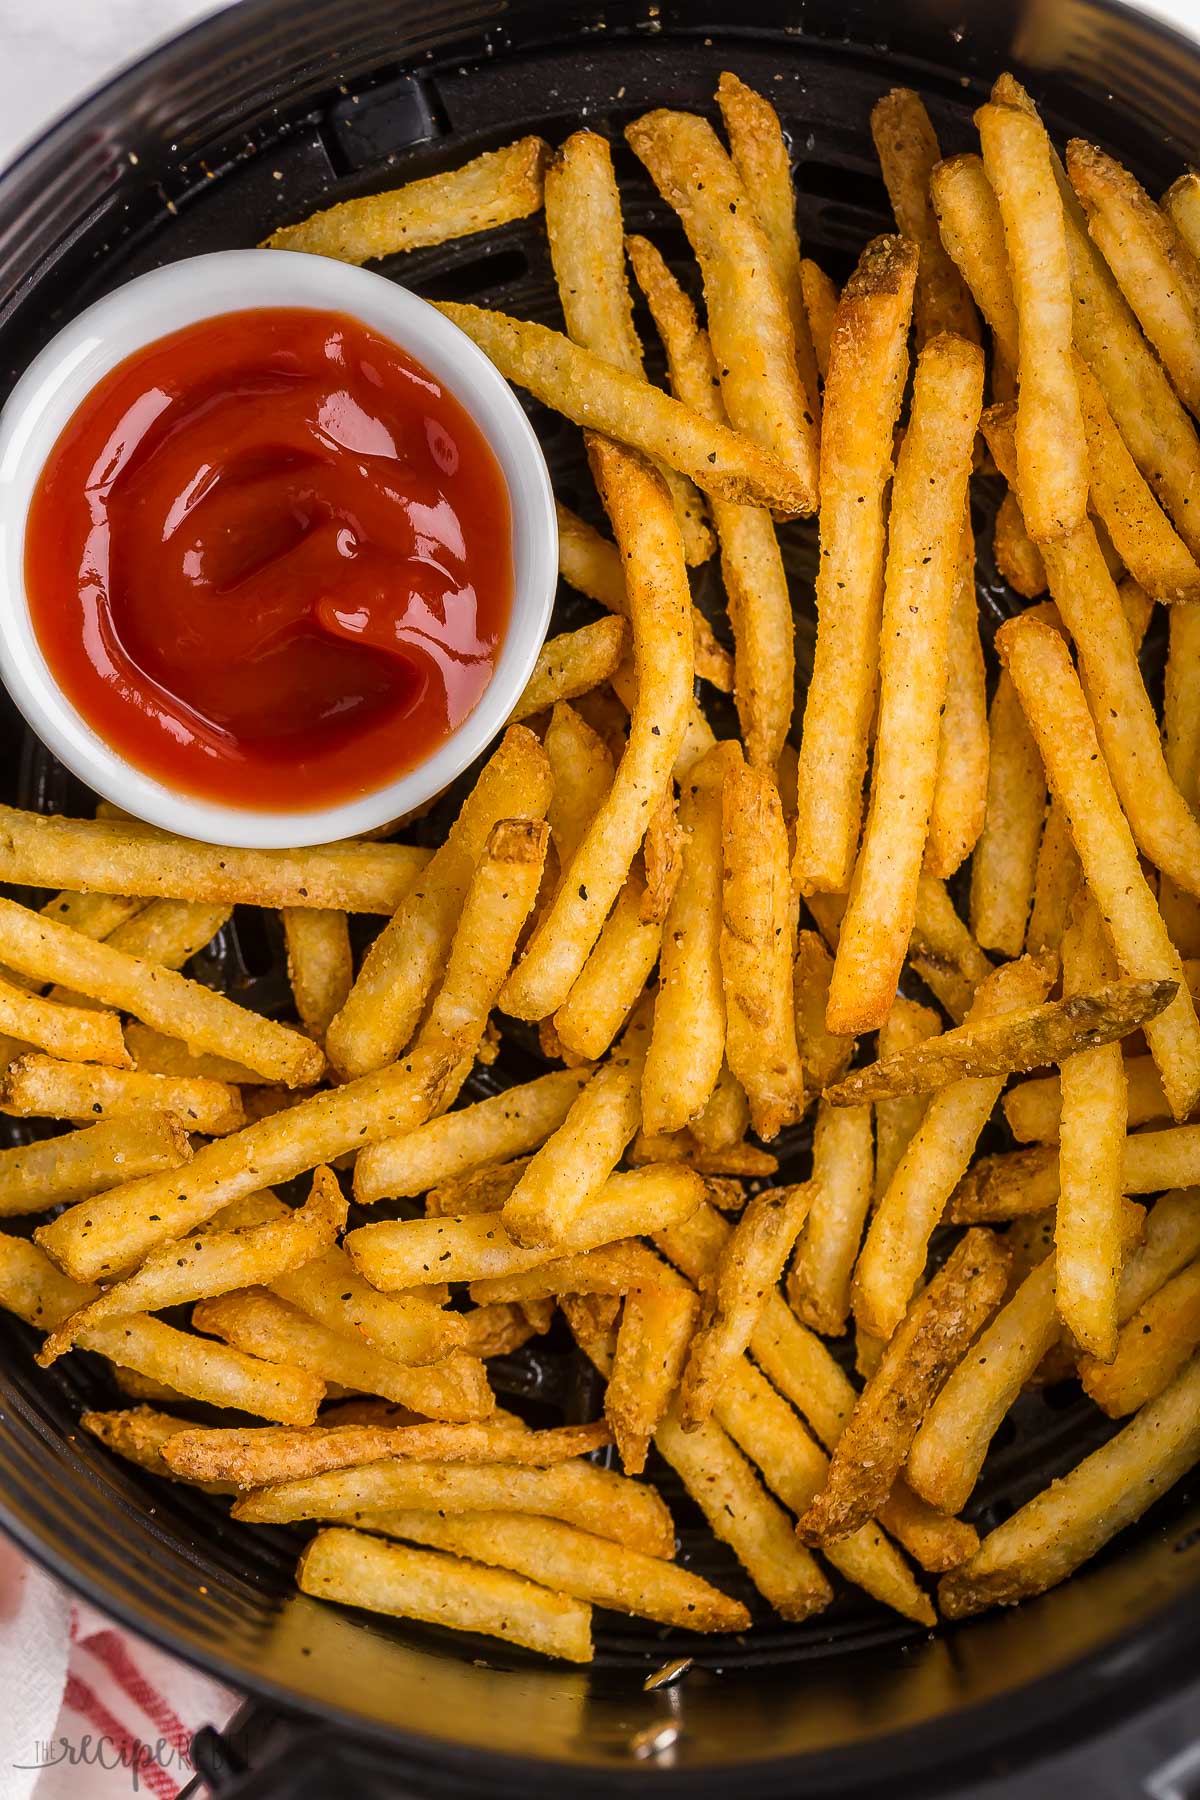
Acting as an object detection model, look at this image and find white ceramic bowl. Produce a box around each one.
[0,249,557,848]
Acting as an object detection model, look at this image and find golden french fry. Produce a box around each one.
[852,955,1053,1339]
[1164,171,1200,258]
[792,930,854,1093]
[1161,602,1200,956]
[2,1054,245,1136]
[439,300,809,513]
[265,136,548,259]
[425,1162,528,1217]
[788,1102,872,1337]
[1081,1260,1200,1417]
[639,784,681,925]
[828,975,1171,1105]
[910,874,995,1023]
[298,1527,593,1663]
[871,87,979,345]
[553,867,660,1061]
[801,1229,1009,1543]
[81,1406,234,1492]
[931,152,1019,376]
[689,1058,751,1153]
[354,1067,590,1205]
[828,333,984,1031]
[969,672,1046,958]
[39,1165,347,1366]
[195,1288,493,1420]
[240,1453,674,1557]
[992,489,1047,597]
[468,1240,670,1307]
[0,976,128,1067]
[950,1128,1200,1223]
[0,806,428,911]
[626,107,819,510]
[927,512,988,878]
[800,258,838,380]
[327,727,550,1080]
[1005,1054,1170,1143]
[1026,801,1079,956]
[939,1351,1200,1617]
[510,618,629,723]
[626,234,793,772]
[545,701,615,878]
[37,1044,453,1282]
[272,1239,463,1368]
[1119,1191,1200,1319]
[606,1283,699,1475]
[997,614,1200,1119]
[123,1022,261,1086]
[977,101,1087,541]
[793,236,917,894]
[369,1509,747,1632]
[680,1185,813,1429]
[873,998,940,1204]
[280,909,352,1040]
[97,898,230,971]
[627,1132,773,1179]
[0,1113,190,1218]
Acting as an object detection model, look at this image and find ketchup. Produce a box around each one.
[25,307,512,811]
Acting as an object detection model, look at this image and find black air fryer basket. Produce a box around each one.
[1,2,1200,1794]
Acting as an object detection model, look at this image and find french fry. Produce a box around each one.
[425,1162,528,1217]
[123,1022,261,1086]
[37,1044,454,1282]
[872,998,940,1205]
[271,1240,464,1368]
[639,785,681,926]
[297,1527,593,1663]
[852,956,1053,1339]
[642,746,728,1134]
[827,974,1172,1105]
[38,1165,348,1366]
[543,130,712,565]
[369,1509,747,1633]
[626,233,794,772]
[265,137,548,259]
[950,1128,1200,1222]
[554,504,732,689]
[997,615,1200,1119]
[2,1055,245,1137]
[792,930,854,1093]
[239,1453,674,1558]
[801,1229,1009,1543]
[871,87,980,344]
[327,726,550,1079]
[1068,140,1200,421]
[911,874,995,1023]
[907,1200,1146,1510]
[788,1103,872,1336]
[81,1407,234,1492]
[1026,801,1079,957]
[1081,1260,1200,1417]
[931,152,1019,381]
[349,1164,703,1289]
[280,908,352,1040]
[827,333,984,1031]
[977,101,1087,540]
[1005,1055,1171,1143]
[161,1419,609,1487]
[969,668,1046,958]
[1161,602,1200,956]
[800,259,838,380]
[627,1132,773,1179]
[439,301,809,513]
[793,236,917,894]
[690,1058,752,1153]
[0,1113,190,1218]
[606,1284,699,1475]
[626,107,819,510]
[354,1068,590,1205]
[510,618,629,722]
[545,701,615,877]
[0,978,128,1067]
[0,806,428,912]
[992,489,1047,597]
[1164,171,1200,259]
[194,1289,493,1420]
[468,1240,670,1307]
[1117,1190,1200,1321]
[502,447,692,1019]
[717,70,822,421]
[939,1351,1200,1617]
[680,1185,813,1428]
[654,1406,831,1620]
[0,1233,324,1423]
[553,867,661,1061]
[96,898,230,970]
[927,512,989,878]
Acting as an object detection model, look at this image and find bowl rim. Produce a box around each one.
[0,247,557,848]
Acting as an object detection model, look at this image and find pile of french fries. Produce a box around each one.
[2,67,1200,1663]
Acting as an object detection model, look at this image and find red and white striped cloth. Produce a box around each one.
[0,1538,239,1800]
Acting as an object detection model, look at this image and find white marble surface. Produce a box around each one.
[0,0,1197,175]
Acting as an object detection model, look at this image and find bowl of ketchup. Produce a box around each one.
[0,250,557,847]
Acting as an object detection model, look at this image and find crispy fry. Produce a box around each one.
[626,107,819,510]
[627,1132,773,1179]
[871,87,979,345]
[720,759,805,1137]
[468,1240,670,1307]
[298,1527,593,1663]
[1164,171,1200,259]
[0,806,427,911]
[0,977,128,1067]
[997,615,1200,1118]
[1081,1260,1200,1416]
[680,1185,813,1429]
[1005,1054,1171,1143]
[792,930,855,1093]
[800,259,838,380]
[911,874,995,1023]
[425,1162,528,1217]
[280,909,353,1039]
[828,333,984,1031]
[123,1022,261,1086]
[272,1239,464,1368]
[545,701,615,879]
[641,784,681,925]
[1161,602,1200,956]
[873,999,940,1204]
[81,1407,234,1492]
[940,1351,1200,1617]
[511,618,629,722]
[801,1229,1009,1543]
[931,152,1019,379]
[992,489,1047,597]
[2,1054,244,1136]
[793,236,917,893]
[0,1113,190,1218]
[354,1068,590,1205]
[606,1284,699,1474]
[327,727,550,1079]
[927,512,988,877]
[690,1058,751,1153]
[950,1128,1200,1222]
[788,1103,872,1337]
[969,667,1046,958]
[853,956,1053,1339]
[1026,801,1079,956]
[553,867,660,1061]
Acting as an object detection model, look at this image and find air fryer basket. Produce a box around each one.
[1,0,1199,1791]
